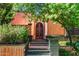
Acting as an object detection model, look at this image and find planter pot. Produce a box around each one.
[0,42,29,56]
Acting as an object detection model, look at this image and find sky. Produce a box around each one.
[0,0,79,3]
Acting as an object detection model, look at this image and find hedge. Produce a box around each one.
[0,24,29,44]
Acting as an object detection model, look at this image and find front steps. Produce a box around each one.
[26,40,50,56]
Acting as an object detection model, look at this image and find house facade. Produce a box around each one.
[11,12,66,40]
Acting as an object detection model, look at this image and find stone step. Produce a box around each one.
[30,42,48,44]
[29,48,48,50]
[28,50,50,52]
[27,53,50,56]
[26,40,50,56]
[29,46,49,49]
[30,43,48,46]
[31,40,47,42]
[27,50,50,56]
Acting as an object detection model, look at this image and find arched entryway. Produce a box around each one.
[36,22,44,39]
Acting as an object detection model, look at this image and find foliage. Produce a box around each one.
[66,41,79,55]
[59,41,68,46]
[59,48,79,56]
[46,35,55,38]
[13,3,49,22]
[74,41,79,53]
[47,3,79,45]
[0,24,29,44]
[59,48,71,56]
[0,3,15,25]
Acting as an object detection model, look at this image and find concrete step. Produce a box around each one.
[30,42,48,44]
[29,48,48,50]
[26,40,50,56]
[28,50,50,52]
[29,46,49,49]
[27,53,50,56]
[31,40,47,42]
[27,50,50,56]
[30,43,48,46]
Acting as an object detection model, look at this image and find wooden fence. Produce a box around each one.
[0,44,25,56]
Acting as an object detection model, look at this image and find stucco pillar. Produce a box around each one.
[45,22,47,37]
[28,23,32,35]
[31,21,36,40]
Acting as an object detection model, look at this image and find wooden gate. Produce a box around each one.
[36,22,44,39]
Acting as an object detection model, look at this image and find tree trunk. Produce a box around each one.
[66,29,73,46]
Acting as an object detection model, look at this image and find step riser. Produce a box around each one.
[29,48,48,50]
[27,51,50,53]
[30,43,48,44]
[31,40,48,42]
[30,44,48,46]
[27,53,50,56]
[28,50,50,51]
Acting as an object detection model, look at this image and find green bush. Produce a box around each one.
[0,24,29,44]
[66,41,79,55]
[66,42,75,46]
[59,48,71,56]
[46,35,55,38]
[75,41,79,52]
[46,35,64,39]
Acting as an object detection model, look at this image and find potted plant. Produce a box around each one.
[0,24,29,56]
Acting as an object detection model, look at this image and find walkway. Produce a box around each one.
[26,40,50,56]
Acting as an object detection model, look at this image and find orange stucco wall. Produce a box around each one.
[11,12,29,25]
[47,20,66,36]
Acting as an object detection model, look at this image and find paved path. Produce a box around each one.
[26,40,50,56]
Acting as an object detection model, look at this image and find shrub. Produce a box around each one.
[46,35,55,38]
[0,24,29,44]
[66,42,75,46]
[66,41,79,55]
[71,35,79,41]
[59,48,71,56]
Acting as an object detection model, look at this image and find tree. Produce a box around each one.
[0,3,15,25]
[48,3,79,45]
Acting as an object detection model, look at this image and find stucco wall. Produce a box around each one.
[47,20,66,36]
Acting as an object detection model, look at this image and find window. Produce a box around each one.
[71,28,79,35]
